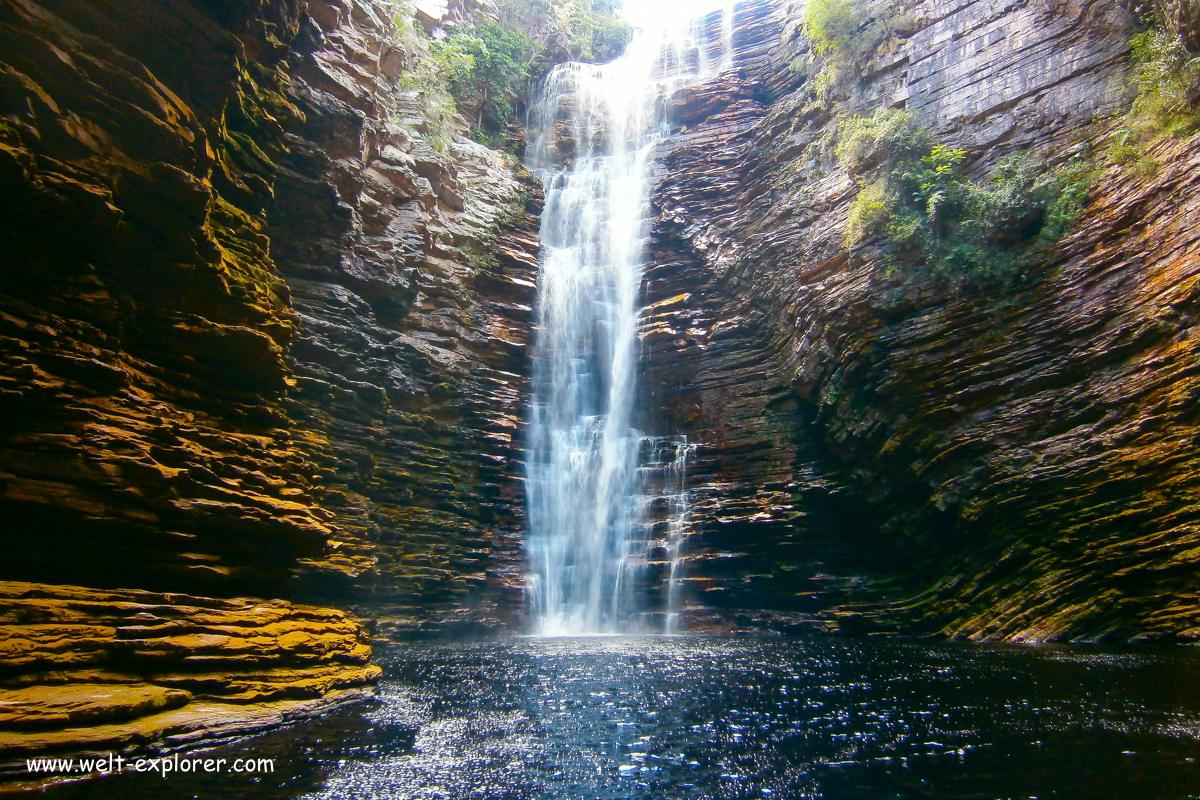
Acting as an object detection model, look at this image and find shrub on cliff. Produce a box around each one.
[804,0,866,55]
[393,0,629,152]
[797,0,905,101]
[841,111,1095,283]
[836,108,929,173]
[1110,21,1200,173]
[432,20,533,145]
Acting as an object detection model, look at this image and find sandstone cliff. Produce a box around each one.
[0,581,378,776]
[1,0,1198,768]
[0,0,538,761]
[640,0,1200,643]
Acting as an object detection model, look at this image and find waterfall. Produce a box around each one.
[524,9,735,636]
[719,2,738,70]
[655,437,696,635]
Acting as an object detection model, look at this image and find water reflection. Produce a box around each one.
[32,636,1200,799]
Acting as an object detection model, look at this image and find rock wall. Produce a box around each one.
[0,0,321,599]
[272,0,540,637]
[0,581,378,774]
[0,0,539,761]
[1,0,1196,714]
[638,0,1200,643]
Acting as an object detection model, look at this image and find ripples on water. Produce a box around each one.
[37,636,1200,799]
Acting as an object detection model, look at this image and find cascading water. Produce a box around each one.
[651,436,697,635]
[525,7,737,636]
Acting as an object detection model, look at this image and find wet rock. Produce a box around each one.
[0,685,191,731]
[635,0,1200,643]
[0,0,330,596]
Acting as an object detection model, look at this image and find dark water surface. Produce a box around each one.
[35,636,1200,799]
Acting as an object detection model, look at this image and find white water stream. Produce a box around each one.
[525,6,738,635]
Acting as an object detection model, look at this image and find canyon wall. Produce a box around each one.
[642,0,1200,643]
[268,0,539,638]
[0,0,536,762]
[0,0,1198,766]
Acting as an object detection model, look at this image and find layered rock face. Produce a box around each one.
[0,581,377,773]
[0,0,538,761]
[640,0,846,627]
[639,0,1200,642]
[271,0,541,636]
[0,0,384,757]
[0,0,320,599]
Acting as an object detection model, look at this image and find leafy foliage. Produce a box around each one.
[392,0,629,152]
[841,110,1096,283]
[1109,22,1200,174]
[790,1,1099,287]
[393,14,459,151]
[496,0,631,65]
[803,0,867,55]
[432,20,533,146]
[836,108,929,173]
[796,0,900,102]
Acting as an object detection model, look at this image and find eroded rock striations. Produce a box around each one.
[0,0,539,761]
[272,0,541,638]
[640,0,1200,643]
[0,581,378,774]
[0,0,319,599]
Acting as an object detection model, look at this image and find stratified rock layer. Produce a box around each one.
[0,581,378,770]
[0,0,538,617]
[0,0,540,767]
[638,0,1200,642]
[0,0,332,595]
[272,0,542,637]
[1,0,1198,690]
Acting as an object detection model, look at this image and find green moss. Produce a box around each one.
[844,177,892,251]
[460,179,533,280]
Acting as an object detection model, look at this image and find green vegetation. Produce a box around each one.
[394,29,459,151]
[795,0,902,102]
[392,0,630,152]
[431,20,534,147]
[803,0,905,63]
[835,108,929,172]
[496,0,631,66]
[840,109,1095,283]
[785,0,1096,285]
[804,0,867,54]
[1109,21,1200,174]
